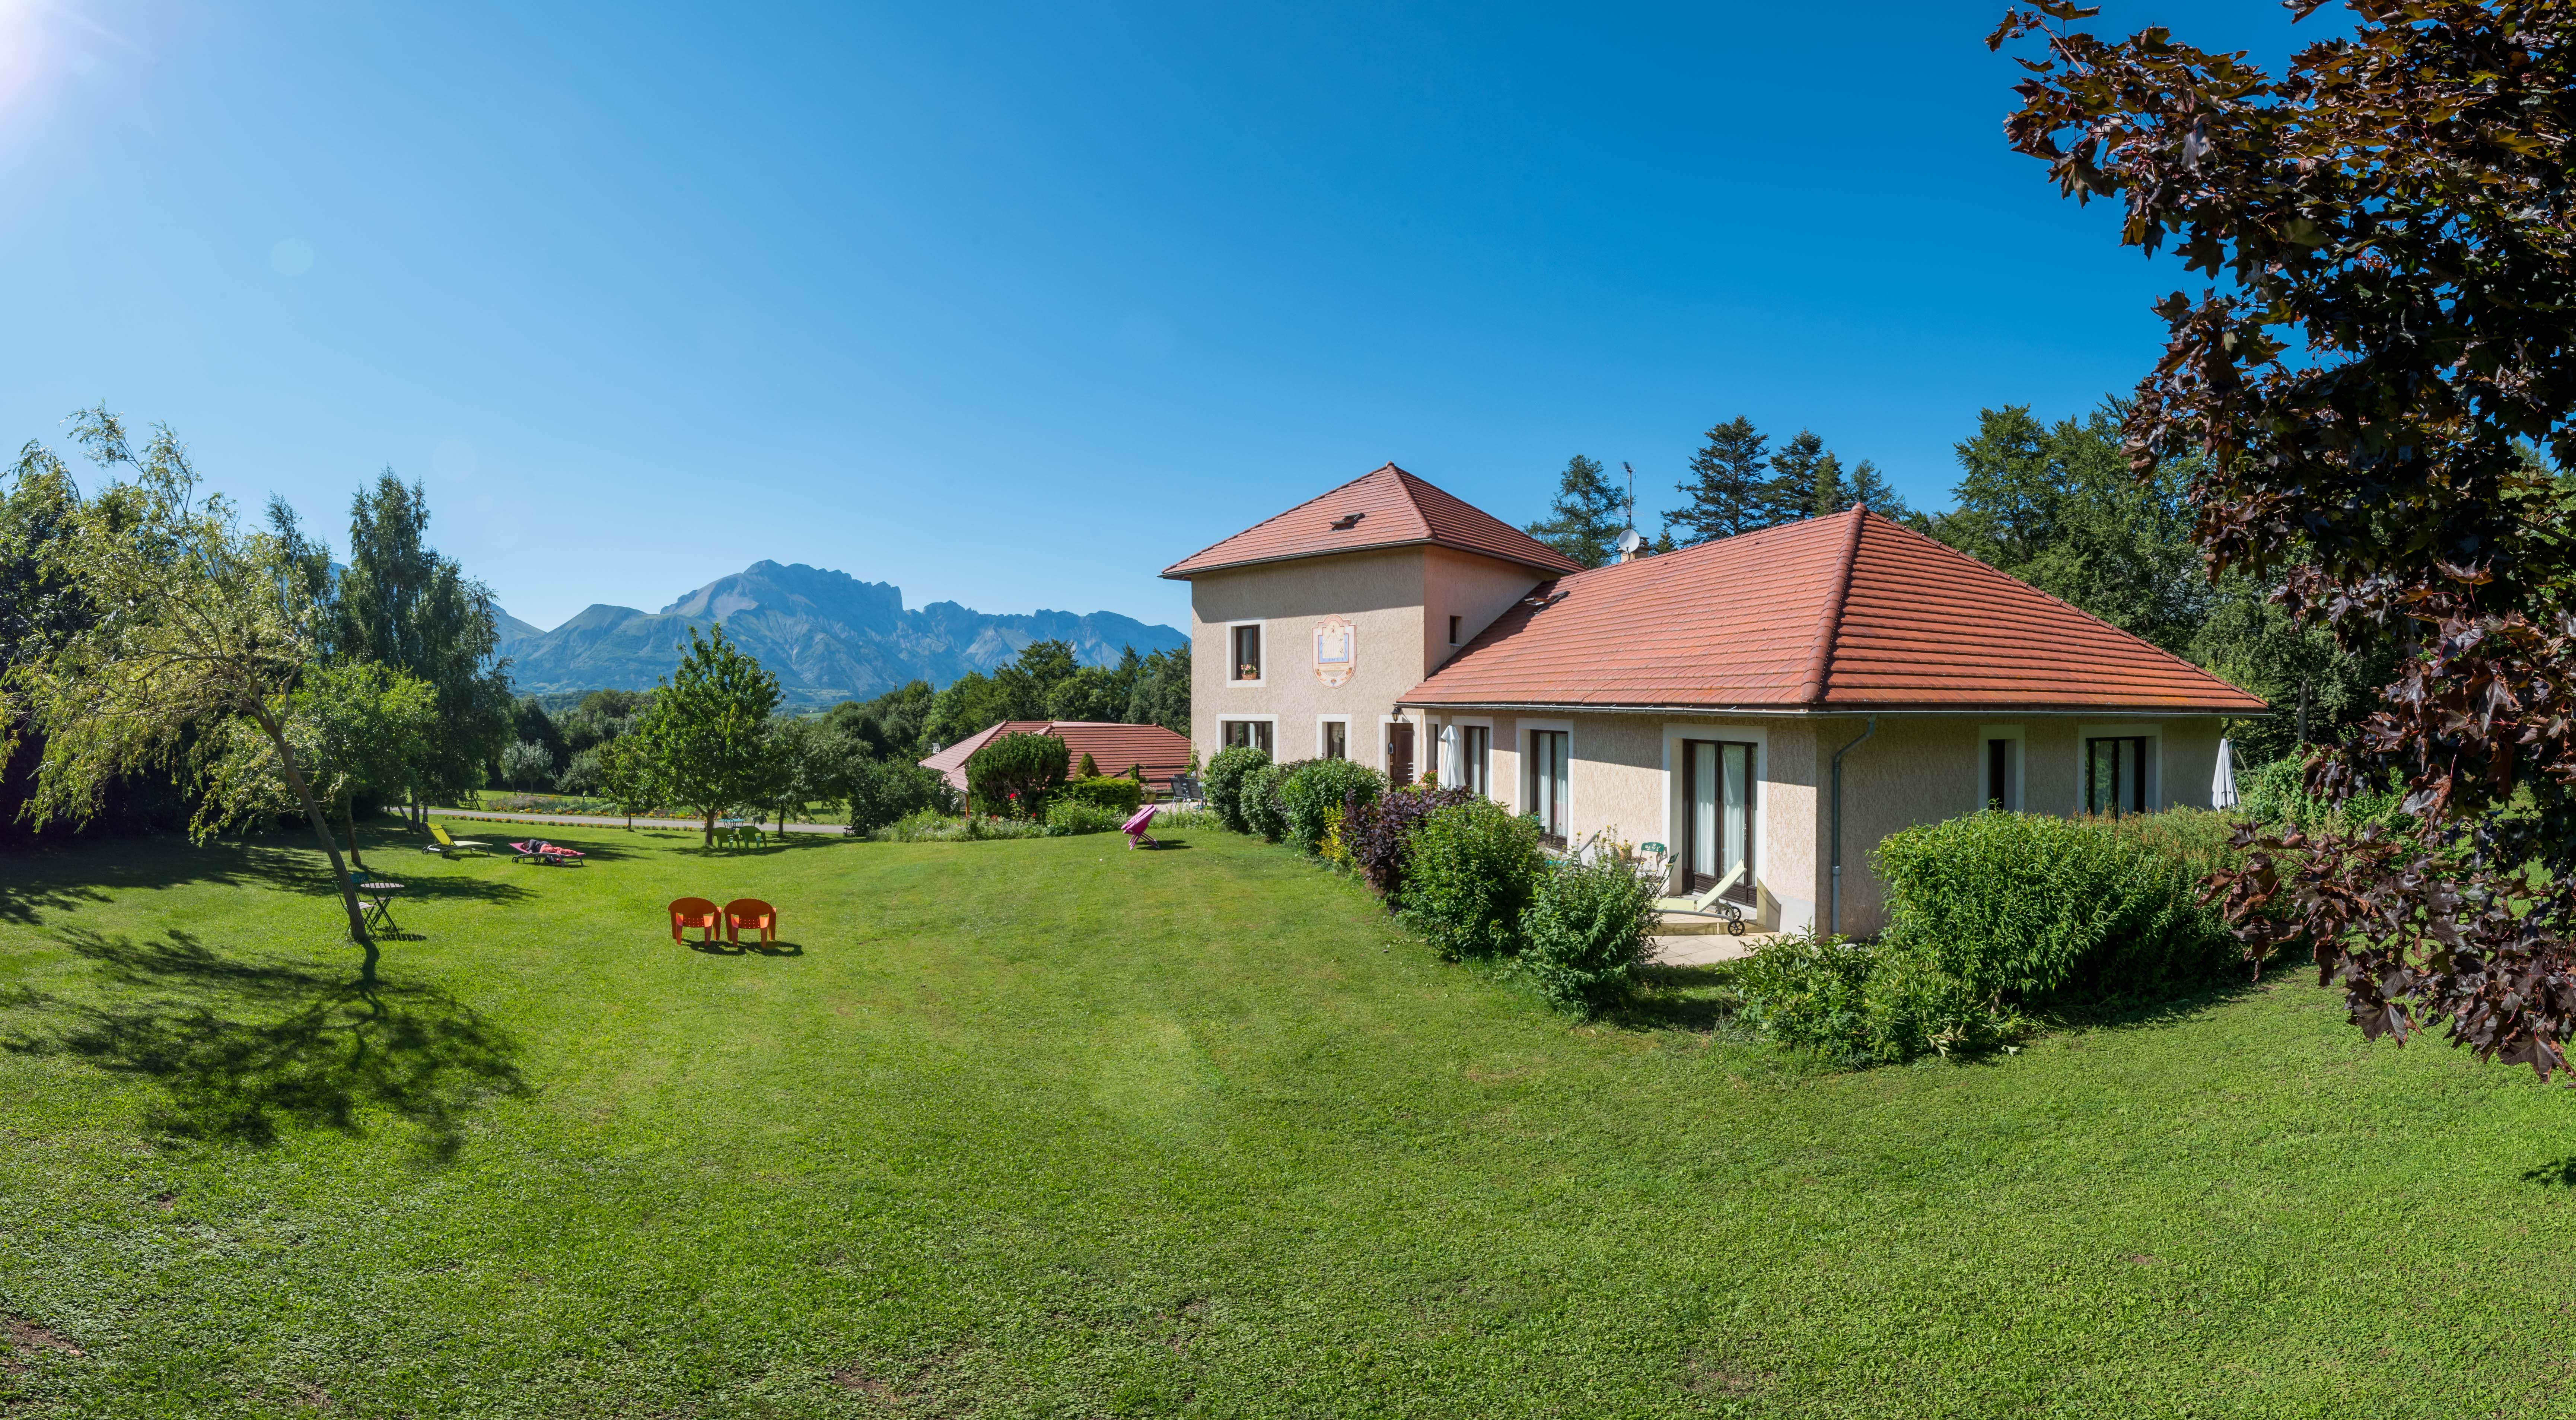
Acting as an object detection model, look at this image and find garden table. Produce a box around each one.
[356,881,404,934]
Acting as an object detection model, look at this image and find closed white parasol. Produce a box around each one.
[2212,736,2240,809]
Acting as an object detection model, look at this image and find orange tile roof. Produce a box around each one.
[1161,463,1587,580]
[918,720,1194,792]
[1399,508,2267,714]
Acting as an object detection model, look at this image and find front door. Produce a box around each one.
[1387,721,1415,787]
[1681,740,1755,903]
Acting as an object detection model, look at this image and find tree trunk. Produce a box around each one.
[255,710,374,974]
[703,807,716,847]
[343,794,366,871]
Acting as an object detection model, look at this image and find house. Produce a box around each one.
[1161,463,2265,937]
[920,719,1194,795]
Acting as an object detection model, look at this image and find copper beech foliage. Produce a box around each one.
[1990,1,2576,1074]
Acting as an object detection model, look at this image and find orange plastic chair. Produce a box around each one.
[670,897,722,946]
[724,898,778,947]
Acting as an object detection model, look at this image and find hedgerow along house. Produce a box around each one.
[1162,463,2265,937]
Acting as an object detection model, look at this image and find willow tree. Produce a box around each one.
[1,410,376,957]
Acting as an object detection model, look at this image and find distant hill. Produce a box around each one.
[493,560,1185,707]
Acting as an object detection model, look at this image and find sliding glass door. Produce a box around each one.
[1681,740,1755,902]
[2084,736,2148,815]
[1526,730,1569,842]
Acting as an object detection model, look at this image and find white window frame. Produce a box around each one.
[1977,724,2025,812]
[1443,715,1494,798]
[2075,722,2163,814]
[1516,717,1574,833]
[1316,715,1352,760]
[1218,714,1278,757]
[1223,618,1266,689]
[1659,722,1770,895]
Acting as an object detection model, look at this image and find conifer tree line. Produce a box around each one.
[1523,400,2438,761]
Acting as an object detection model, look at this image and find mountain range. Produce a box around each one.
[493,560,1187,707]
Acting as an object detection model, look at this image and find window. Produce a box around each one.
[1681,740,1755,903]
[1223,720,1273,755]
[1526,730,1570,843]
[1447,614,1462,645]
[1984,737,2023,810]
[1230,623,1263,682]
[1322,720,1347,760]
[1460,725,1490,797]
[2084,736,2149,815]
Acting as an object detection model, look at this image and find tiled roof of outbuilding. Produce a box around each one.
[918,720,1195,793]
[1400,508,2267,714]
[1160,464,1586,579]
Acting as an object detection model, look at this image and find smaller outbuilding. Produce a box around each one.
[919,720,1194,796]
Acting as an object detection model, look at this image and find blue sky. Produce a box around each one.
[0,1,2329,634]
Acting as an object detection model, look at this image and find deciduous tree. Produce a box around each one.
[3,411,378,958]
[630,626,784,846]
[1994,0,2576,1074]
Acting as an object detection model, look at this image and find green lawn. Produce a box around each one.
[4,821,2574,1418]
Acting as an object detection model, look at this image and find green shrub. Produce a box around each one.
[1206,746,1269,834]
[1059,775,1144,814]
[846,759,950,833]
[1873,809,2240,1004]
[1242,759,1297,842]
[1725,932,1881,1064]
[1516,854,1659,1012]
[1075,751,1100,778]
[1044,798,1126,836]
[2239,755,2411,834]
[873,809,1046,842]
[1279,759,1386,857]
[965,732,1069,817]
[1400,800,1545,960]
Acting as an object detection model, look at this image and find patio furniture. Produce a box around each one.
[1165,773,1203,804]
[425,823,489,856]
[1653,862,1749,935]
[669,897,722,946]
[723,898,778,947]
[1120,803,1161,849]
[511,839,586,866]
[354,880,404,934]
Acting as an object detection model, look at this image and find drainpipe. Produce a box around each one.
[1828,715,1877,938]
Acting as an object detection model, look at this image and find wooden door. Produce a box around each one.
[1387,721,1415,787]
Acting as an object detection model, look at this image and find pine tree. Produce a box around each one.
[1525,454,1628,568]
[1842,458,1914,523]
[1808,451,1847,519]
[1758,431,1827,525]
[1661,416,1770,546]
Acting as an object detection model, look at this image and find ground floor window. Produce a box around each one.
[1526,730,1569,843]
[1458,725,1490,797]
[2085,736,2149,815]
[1681,739,1755,903]
[1321,720,1347,760]
[1223,720,1273,756]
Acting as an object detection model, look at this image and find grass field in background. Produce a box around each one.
[4,819,2575,1417]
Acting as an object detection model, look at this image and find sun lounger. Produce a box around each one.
[1121,804,1160,849]
[511,839,586,866]
[1653,863,1749,934]
[425,823,490,856]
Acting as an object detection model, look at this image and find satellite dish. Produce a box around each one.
[1615,528,1644,555]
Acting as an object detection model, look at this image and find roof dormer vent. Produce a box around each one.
[1328,511,1365,531]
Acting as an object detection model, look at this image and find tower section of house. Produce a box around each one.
[1160,464,1583,779]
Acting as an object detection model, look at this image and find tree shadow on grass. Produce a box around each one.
[0,927,529,1158]
[2522,1157,2576,1187]
[0,880,107,927]
[1617,964,1746,1035]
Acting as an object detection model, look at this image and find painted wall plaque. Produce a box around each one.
[1312,614,1357,687]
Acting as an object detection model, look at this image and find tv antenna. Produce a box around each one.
[1617,462,1643,561]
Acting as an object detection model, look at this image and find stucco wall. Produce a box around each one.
[1418,708,2229,939]
[1422,546,1547,676]
[1186,547,1544,775]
